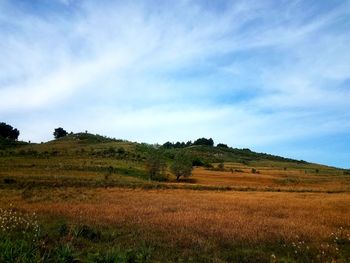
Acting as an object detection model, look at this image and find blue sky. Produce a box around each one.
[0,0,349,168]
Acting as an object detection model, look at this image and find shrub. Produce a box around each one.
[107,146,116,155]
[117,147,125,155]
[73,225,101,241]
[204,163,214,169]
[192,158,204,166]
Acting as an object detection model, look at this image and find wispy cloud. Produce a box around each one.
[0,0,349,167]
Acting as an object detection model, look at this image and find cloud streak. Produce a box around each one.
[0,0,350,167]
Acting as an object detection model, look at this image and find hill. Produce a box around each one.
[0,133,349,262]
[0,132,348,190]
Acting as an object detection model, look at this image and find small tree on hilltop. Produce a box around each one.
[53,127,68,139]
[0,122,20,141]
[171,151,193,181]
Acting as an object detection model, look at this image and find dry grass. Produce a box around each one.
[190,167,350,192]
[2,188,349,249]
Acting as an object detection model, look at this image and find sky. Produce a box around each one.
[0,0,350,168]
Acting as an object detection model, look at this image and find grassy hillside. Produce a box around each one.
[0,133,349,262]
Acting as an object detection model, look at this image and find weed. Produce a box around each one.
[73,224,101,242]
[58,223,69,237]
[88,245,152,263]
[55,244,78,262]
[0,207,41,262]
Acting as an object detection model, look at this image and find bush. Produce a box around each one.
[117,147,126,155]
[204,163,214,169]
[217,143,229,148]
[107,146,116,155]
[73,225,101,242]
[192,158,204,166]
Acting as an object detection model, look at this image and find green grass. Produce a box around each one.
[1,213,349,262]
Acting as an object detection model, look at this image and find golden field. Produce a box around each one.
[1,188,349,245]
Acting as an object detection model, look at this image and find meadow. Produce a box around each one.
[0,134,349,262]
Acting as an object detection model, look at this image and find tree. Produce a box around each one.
[171,151,193,181]
[162,141,173,149]
[217,143,228,148]
[53,127,68,139]
[193,137,214,146]
[0,122,20,140]
[145,149,167,181]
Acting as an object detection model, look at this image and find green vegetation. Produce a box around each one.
[0,122,20,141]
[0,132,349,262]
[170,151,193,181]
[53,127,68,139]
[0,209,153,262]
[145,149,167,181]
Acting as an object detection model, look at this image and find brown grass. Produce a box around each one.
[190,167,350,192]
[2,188,349,248]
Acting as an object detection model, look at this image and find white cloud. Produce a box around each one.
[1,0,350,166]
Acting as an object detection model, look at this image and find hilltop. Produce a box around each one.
[0,131,312,164]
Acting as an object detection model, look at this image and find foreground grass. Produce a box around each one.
[1,188,350,262]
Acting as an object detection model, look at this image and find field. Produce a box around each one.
[0,134,349,262]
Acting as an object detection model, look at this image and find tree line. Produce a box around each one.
[162,137,216,148]
[1,123,230,150]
